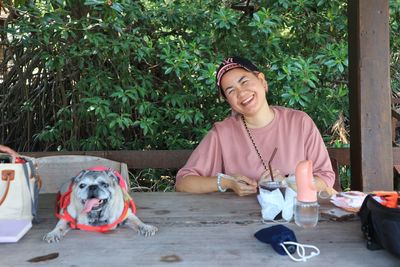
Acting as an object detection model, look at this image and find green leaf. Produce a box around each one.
[84,0,104,6]
[111,3,124,14]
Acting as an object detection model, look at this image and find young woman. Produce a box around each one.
[176,57,335,196]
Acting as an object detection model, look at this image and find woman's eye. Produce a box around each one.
[226,89,234,95]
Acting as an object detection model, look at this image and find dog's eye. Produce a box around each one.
[79,183,86,189]
[101,182,109,188]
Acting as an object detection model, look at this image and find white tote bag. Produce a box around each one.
[0,153,40,221]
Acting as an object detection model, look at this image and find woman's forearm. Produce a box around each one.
[175,175,221,193]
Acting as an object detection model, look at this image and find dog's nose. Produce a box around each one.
[88,185,98,191]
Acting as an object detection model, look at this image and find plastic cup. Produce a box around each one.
[258,180,287,220]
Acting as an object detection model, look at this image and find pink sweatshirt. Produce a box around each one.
[176,106,335,187]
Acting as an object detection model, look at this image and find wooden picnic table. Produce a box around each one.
[1,192,398,266]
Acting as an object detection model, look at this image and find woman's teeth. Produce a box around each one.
[242,95,254,105]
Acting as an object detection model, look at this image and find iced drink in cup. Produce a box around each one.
[258,180,287,220]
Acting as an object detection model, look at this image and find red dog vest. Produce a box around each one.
[55,166,136,232]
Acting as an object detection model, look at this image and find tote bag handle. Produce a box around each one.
[0,171,13,205]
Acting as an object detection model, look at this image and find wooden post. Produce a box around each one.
[348,0,393,191]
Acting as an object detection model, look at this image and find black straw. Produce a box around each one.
[268,147,278,182]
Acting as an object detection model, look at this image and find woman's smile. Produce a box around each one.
[241,94,255,106]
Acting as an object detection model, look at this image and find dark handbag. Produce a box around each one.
[358,194,400,258]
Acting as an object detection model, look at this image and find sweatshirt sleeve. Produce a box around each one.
[176,127,223,182]
[302,114,335,187]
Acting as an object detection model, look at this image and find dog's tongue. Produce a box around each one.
[83,198,101,213]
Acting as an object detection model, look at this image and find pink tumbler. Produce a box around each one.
[294,160,319,228]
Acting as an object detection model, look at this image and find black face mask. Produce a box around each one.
[254,225,297,255]
[254,224,320,262]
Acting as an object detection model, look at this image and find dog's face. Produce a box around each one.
[72,170,120,215]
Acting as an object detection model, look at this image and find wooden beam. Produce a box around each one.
[327,147,350,166]
[22,148,352,168]
[22,150,193,169]
[23,147,400,169]
[393,147,400,164]
[348,0,393,191]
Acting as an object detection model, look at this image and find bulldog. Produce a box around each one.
[43,168,158,243]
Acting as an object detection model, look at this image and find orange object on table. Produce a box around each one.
[372,191,399,208]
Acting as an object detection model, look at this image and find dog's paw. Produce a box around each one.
[43,230,63,243]
[138,224,158,237]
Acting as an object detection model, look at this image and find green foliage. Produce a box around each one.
[129,168,175,192]
[0,0,398,156]
[390,0,400,95]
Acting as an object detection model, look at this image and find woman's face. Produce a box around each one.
[220,68,268,116]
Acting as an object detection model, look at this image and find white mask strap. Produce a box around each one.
[280,241,320,262]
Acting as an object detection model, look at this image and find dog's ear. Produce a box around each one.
[105,170,120,185]
[73,170,90,184]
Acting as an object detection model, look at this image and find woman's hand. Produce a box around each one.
[259,168,285,184]
[0,145,19,157]
[223,174,257,196]
[314,177,338,197]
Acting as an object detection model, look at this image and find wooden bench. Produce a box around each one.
[33,155,130,193]
[23,148,349,193]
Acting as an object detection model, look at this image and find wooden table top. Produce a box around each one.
[1,192,398,266]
